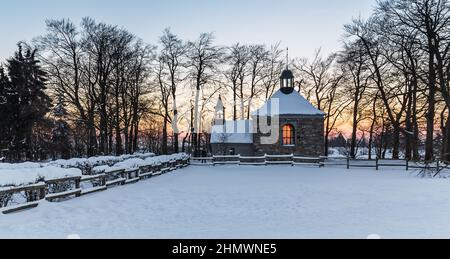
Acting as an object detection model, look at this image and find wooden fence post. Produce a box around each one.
[437,159,440,172]
[75,178,81,197]
[39,186,46,200]
[25,190,33,202]
[101,175,107,187]
[121,169,126,185]
[347,157,350,169]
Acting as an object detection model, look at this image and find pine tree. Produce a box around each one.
[51,95,71,159]
[6,44,52,161]
[0,66,11,155]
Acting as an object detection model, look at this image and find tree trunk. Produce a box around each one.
[133,119,139,153]
[425,49,436,161]
[87,111,97,157]
[182,133,189,153]
[444,114,450,161]
[124,122,129,154]
[407,50,420,160]
[128,124,134,154]
[99,107,107,155]
[193,89,201,156]
[108,125,113,155]
[324,116,331,157]
[233,85,237,121]
[404,81,413,161]
[368,121,375,160]
[173,104,179,153]
[115,82,123,155]
[392,126,400,159]
[350,92,359,159]
[162,114,168,155]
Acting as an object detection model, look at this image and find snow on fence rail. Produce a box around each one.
[48,152,156,174]
[0,153,190,214]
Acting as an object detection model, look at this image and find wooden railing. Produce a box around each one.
[45,176,82,202]
[0,157,190,214]
[190,155,449,173]
[0,183,46,214]
[191,154,325,167]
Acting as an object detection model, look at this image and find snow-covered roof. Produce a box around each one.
[252,89,326,117]
[211,120,254,144]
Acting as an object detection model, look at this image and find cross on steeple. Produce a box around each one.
[286,47,289,70]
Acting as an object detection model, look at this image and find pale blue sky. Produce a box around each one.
[0,0,375,61]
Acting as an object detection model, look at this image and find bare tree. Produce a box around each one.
[36,18,154,157]
[186,33,223,156]
[378,0,450,160]
[224,43,249,121]
[295,50,348,156]
[340,40,372,158]
[155,56,172,154]
[262,43,284,101]
[246,45,268,119]
[345,17,410,159]
[159,28,188,153]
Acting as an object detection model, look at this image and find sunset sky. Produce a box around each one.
[0,0,374,61]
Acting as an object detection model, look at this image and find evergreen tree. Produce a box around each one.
[330,133,348,148]
[0,66,12,154]
[51,95,71,159]
[6,44,51,161]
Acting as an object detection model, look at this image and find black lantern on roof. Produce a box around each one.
[280,48,294,95]
[280,68,295,95]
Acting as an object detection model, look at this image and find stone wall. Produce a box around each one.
[253,115,324,157]
[211,143,255,156]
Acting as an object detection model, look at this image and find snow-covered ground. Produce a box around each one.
[1,165,450,239]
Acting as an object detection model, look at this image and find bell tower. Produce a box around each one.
[214,95,225,126]
[280,48,294,95]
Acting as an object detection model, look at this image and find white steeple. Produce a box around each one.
[214,95,225,126]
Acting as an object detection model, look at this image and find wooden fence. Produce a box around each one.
[0,157,190,214]
[190,155,448,173]
[2,155,447,214]
[191,154,325,167]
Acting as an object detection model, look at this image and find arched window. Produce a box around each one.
[282,124,295,146]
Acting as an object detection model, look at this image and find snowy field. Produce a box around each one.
[1,165,450,239]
